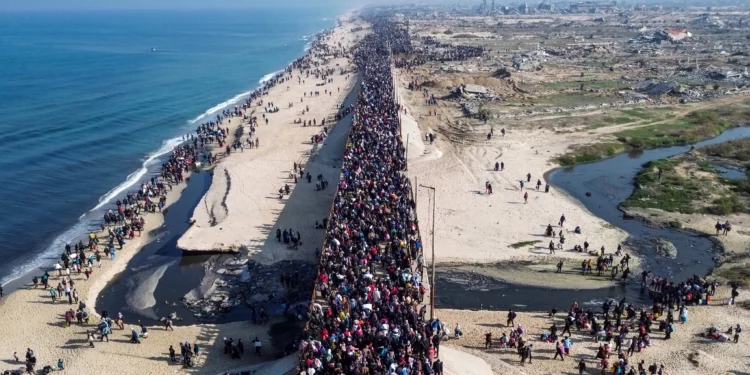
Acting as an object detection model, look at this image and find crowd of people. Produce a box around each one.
[395,36,485,69]
[296,19,449,375]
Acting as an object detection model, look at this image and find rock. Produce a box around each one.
[655,239,678,258]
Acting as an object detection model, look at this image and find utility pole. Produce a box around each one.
[420,184,437,320]
[405,134,409,170]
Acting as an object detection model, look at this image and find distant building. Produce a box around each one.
[537,1,554,11]
[660,28,691,42]
[569,1,616,13]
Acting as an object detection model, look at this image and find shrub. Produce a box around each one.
[667,220,682,229]
[707,195,746,215]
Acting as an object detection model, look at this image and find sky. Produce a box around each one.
[0,0,386,12]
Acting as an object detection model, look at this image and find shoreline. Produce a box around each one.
[0,12,365,375]
[0,23,339,290]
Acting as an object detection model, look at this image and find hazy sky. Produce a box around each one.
[0,0,383,12]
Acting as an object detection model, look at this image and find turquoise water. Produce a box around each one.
[0,8,339,284]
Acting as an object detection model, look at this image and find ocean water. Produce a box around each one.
[0,8,339,285]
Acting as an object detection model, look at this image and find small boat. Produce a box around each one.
[151,48,157,52]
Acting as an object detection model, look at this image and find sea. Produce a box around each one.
[0,7,341,286]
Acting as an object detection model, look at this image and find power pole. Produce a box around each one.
[420,184,437,320]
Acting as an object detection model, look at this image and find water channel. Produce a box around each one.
[435,127,750,311]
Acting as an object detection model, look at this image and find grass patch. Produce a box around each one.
[620,108,657,120]
[616,109,734,149]
[509,240,542,249]
[667,220,682,228]
[696,160,717,173]
[452,34,476,39]
[715,266,750,287]
[706,194,746,215]
[702,138,750,162]
[557,103,750,166]
[623,157,749,215]
[558,142,629,166]
[622,159,704,214]
[613,117,636,125]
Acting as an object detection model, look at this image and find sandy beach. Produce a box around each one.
[177,25,365,265]
[0,14,365,375]
[397,75,632,286]
[0,176,276,375]
[437,287,750,375]
[5,5,750,375]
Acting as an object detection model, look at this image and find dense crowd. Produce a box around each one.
[297,19,443,375]
[395,36,484,68]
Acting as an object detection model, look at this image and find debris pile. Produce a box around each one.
[181,258,315,319]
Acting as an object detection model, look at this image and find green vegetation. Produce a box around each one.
[622,159,706,214]
[509,240,542,249]
[613,117,636,125]
[557,96,750,167]
[622,157,749,215]
[618,107,675,120]
[700,138,750,202]
[558,143,629,166]
[708,194,746,215]
[667,220,682,229]
[616,110,733,149]
[696,160,717,173]
[715,266,750,287]
[702,138,750,161]
[443,29,454,35]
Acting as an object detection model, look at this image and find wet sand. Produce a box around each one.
[0,14,366,375]
[437,287,750,375]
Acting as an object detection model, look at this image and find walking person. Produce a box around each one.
[507,309,517,327]
[88,331,96,347]
[252,337,262,356]
[553,340,564,361]
[433,359,443,375]
[734,324,742,343]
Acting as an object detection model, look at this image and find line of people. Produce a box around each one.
[297,18,448,375]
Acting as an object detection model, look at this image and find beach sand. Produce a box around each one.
[0,177,274,375]
[177,22,366,266]
[436,287,750,375]
[0,15,367,375]
[396,72,632,289]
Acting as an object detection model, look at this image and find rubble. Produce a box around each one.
[512,50,548,71]
[181,258,316,319]
[634,80,680,96]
